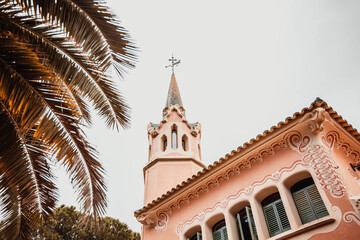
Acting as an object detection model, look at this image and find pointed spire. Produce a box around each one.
[165,73,183,107]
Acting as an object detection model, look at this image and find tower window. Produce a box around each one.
[162,135,167,151]
[182,135,188,151]
[262,192,290,237]
[172,128,178,149]
[291,177,329,224]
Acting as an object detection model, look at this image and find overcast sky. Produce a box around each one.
[56,0,360,233]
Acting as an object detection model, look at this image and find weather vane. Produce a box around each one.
[165,54,180,74]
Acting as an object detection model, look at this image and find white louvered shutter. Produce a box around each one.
[213,230,222,240]
[213,227,228,240]
[293,184,328,224]
[275,200,290,231]
[223,227,228,240]
[236,212,245,240]
[307,185,328,218]
[263,204,281,237]
[246,206,258,240]
[293,188,316,223]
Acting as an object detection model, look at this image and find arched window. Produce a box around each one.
[213,219,228,240]
[262,192,290,237]
[291,177,329,224]
[188,232,202,240]
[236,206,258,240]
[162,135,167,151]
[172,128,178,149]
[182,135,188,151]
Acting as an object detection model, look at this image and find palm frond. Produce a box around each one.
[0,32,105,224]
[0,106,39,240]
[0,7,130,129]
[0,0,136,238]
[19,0,137,74]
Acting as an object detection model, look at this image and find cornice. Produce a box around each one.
[143,157,206,174]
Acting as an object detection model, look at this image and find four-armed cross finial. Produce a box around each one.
[165,54,180,74]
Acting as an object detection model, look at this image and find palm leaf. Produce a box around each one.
[0,6,130,129]
[0,32,106,226]
[0,0,136,238]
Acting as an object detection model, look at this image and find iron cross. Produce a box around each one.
[165,54,180,74]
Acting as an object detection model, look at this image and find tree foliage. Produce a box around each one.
[1,205,140,240]
[0,0,136,239]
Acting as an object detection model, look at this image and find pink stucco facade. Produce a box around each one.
[135,75,360,240]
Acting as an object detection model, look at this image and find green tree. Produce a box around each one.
[33,205,140,240]
[0,0,136,239]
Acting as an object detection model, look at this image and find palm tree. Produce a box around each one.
[0,0,136,239]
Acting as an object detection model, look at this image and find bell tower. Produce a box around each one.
[143,69,205,205]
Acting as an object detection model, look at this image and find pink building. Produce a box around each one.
[135,73,360,240]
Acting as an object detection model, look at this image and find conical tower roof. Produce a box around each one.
[165,73,183,107]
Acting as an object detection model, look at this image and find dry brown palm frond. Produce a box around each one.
[0,31,107,217]
[0,30,106,237]
[0,106,42,240]
[0,4,131,129]
[18,0,137,74]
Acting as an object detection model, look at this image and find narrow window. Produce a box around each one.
[188,232,202,240]
[291,177,329,224]
[149,145,152,160]
[262,193,290,237]
[198,144,201,160]
[236,206,258,240]
[162,135,167,151]
[182,135,188,151]
[172,128,178,149]
[212,219,228,240]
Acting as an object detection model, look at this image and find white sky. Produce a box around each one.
[56,0,360,233]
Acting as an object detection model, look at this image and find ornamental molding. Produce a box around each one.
[300,107,330,133]
[303,145,347,198]
[343,211,360,226]
[147,135,290,231]
[322,131,360,164]
[177,130,352,233]
[176,160,305,234]
[143,129,358,231]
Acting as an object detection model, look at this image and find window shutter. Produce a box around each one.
[263,204,281,237]
[246,207,258,240]
[293,189,316,224]
[274,200,290,231]
[307,185,329,218]
[292,184,329,224]
[197,232,202,240]
[236,213,245,240]
[213,230,222,240]
[213,227,228,240]
[222,227,228,240]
